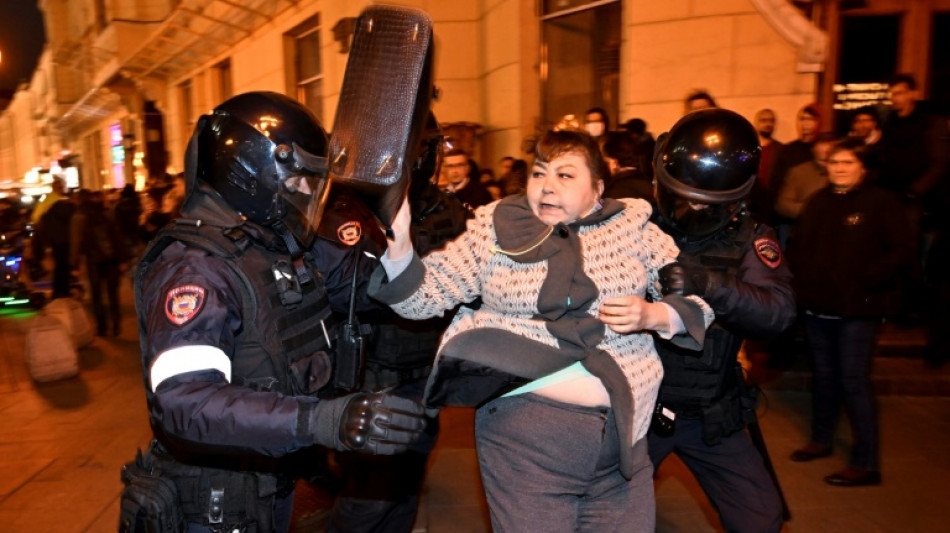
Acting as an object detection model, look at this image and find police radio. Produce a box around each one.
[334,252,367,392]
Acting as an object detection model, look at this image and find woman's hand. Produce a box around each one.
[598,295,669,334]
[385,195,413,260]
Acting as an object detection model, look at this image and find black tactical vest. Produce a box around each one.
[655,216,755,411]
[410,192,471,256]
[135,219,336,398]
[363,191,471,378]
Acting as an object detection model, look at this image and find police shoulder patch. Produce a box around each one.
[165,284,207,326]
[337,221,362,246]
[753,238,782,269]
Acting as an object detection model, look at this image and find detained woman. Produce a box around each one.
[369,130,714,531]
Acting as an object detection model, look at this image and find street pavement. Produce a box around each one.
[1,281,949,532]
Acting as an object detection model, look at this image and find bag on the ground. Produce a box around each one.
[119,447,185,533]
[44,297,94,348]
[25,314,78,382]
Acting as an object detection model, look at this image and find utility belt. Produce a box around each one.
[651,381,758,445]
[119,441,292,533]
[362,363,432,391]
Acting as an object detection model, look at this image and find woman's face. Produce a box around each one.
[826,148,865,192]
[527,151,603,225]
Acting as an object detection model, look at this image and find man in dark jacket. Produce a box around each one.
[768,103,821,248]
[38,182,75,299]
[71,190,129,336]
[649,109,796,533]
[438,148,493,209]
[114,184,143,249]
[877,74,950,324]
[878,74,949,205]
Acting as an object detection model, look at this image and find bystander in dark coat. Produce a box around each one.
[788,138,915,487]
[38,189,75,299]
[70,190,130,336]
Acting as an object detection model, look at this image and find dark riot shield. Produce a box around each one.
[327,5,435,228]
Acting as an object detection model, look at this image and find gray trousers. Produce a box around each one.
[475,393,655,532]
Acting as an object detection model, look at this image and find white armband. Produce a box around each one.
[149,345,232,392]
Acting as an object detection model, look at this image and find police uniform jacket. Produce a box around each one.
[653,215,796,435]
[136,187,376,460]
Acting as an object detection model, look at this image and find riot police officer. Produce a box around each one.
[648,108,796,533]
[326,113,472,533]
[132,92,427,533]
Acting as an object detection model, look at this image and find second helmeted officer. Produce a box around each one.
[648,109,797,533]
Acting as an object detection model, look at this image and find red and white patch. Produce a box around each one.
[754,238,782,269]
[165,284,207,326]
[337,221,362,246]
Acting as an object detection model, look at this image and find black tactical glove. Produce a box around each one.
[658,262,724,298]
[311,392,427,455]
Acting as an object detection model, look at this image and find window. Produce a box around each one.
[109,124,125,189]
[541,0,620,129]
[839,15,900,84]
[179,79,194,154]
[832,15,900,134]
[286,15,324,123]
[215,59,233,102]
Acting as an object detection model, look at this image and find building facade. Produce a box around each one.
[0,0,946,191]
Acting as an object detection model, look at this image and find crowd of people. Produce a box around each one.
[416,72,947,524]
[46,70,939,533]
[17,172,187,337]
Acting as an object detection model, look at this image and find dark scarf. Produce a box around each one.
[492,194,624,351]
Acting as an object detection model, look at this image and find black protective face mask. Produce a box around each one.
[656,185,741,237]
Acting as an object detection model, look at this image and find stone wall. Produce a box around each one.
[623,0,819,141]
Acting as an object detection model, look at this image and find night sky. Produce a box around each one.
[0,0,46,94]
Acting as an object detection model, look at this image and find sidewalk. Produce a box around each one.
[1,283,949,532]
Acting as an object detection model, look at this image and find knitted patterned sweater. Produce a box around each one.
[369,195,714,477]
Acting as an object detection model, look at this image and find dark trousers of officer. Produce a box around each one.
[649,418,783,533]
[328,379,436,533]
[803,314,881,471]
[327,449,429,533]
[185,492,294,533]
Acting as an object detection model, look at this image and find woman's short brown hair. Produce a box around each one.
[828,137,870,168]
[533,130,609,187]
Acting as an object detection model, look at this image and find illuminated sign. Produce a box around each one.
[111,145,125,164]
[110,123,123,145]
[833,82,890,110]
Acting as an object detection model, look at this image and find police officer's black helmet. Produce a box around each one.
[654,108,760,237]
[190,91,330,247]
[412,112,443,185]
[406,112,445,213]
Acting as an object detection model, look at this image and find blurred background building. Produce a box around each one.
[0,0,947,192]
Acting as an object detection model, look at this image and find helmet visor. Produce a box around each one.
[656,183,741,237]
[279,171,331,248]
